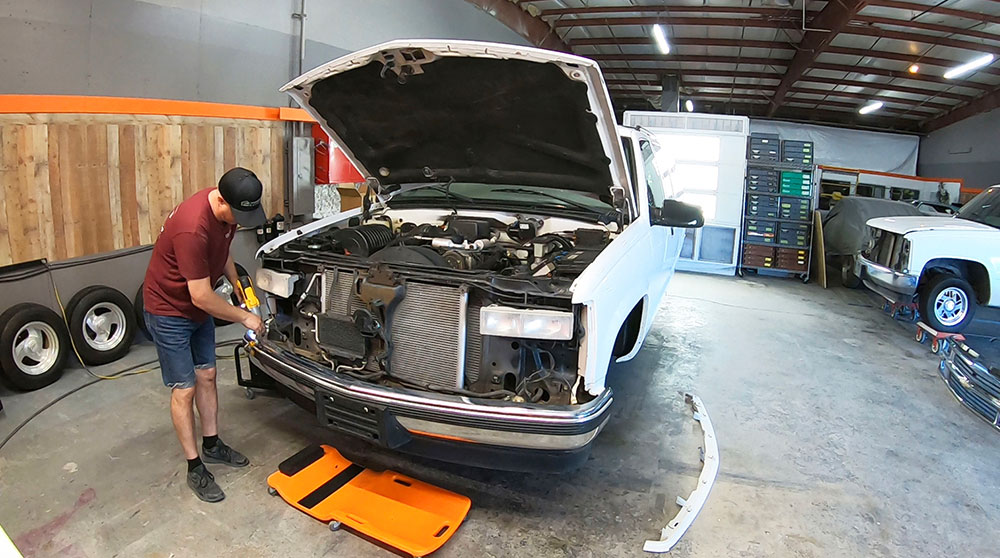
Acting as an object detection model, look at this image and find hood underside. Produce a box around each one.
[281,40,627,198]
[867,215,998,234]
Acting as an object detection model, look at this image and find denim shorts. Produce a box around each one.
[143,312,217,389]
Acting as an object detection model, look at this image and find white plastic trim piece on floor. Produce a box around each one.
[643,393,720,553]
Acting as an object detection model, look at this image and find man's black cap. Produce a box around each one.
[218,167,267,228]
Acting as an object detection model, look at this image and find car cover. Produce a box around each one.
[822,197,923,256]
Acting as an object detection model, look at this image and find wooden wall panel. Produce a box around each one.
[0,114,286,266]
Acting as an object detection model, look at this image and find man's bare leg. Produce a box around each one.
[194,367,218,438]
[196,365,250,467]
[170,387,199,460]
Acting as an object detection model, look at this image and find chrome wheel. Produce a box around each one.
[934,287,968,328]
[83,302,127,351]
[12,321,60,376]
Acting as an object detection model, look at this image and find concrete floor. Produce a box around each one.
[1,272,998,558]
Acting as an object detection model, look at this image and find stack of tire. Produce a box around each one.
[0,264,246,392]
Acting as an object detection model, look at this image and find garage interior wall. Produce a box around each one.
[917,109,1000,194]
[0,0,530,107]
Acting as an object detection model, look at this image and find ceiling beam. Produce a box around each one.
[542,5,815,18]
[551,16,800,29]
[781,97,925,118]
[768,0,870,116]
[788,88,942,113]
[843,24,1000,55]
[854,14,1000,43]
[569,37,794,50]
[796,75,974,101]
[811,62,994,90]
[612,81,949,111]
[571,40,999,76]
[603,73,973,101]
[609,96,918,131]
[865,0,1000,26]
[590,54,786,66]
[605,70,784,80]
[921,86,1000,132]
[825,46,1000,76]
[462,0,569,52]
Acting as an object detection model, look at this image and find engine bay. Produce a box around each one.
[279,212,613,281]
[263,209,615,405]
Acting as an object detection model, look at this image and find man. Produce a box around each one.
[143,167,267,503]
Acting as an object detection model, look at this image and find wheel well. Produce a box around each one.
[920,258,990,303]
[612,299,644,358]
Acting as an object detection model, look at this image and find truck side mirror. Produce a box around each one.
[652,199,704,228]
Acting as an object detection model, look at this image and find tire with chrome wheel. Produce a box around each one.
[0,303,71,390]
[66,286,137,365]
[919,274,977,333]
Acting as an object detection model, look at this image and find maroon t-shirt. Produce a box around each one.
[144,189,237,322]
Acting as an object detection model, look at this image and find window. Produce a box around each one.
[640,140,666,209]
[655,133,721,221]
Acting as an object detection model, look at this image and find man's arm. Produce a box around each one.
[223,255,245,305]
[188,277,262,333]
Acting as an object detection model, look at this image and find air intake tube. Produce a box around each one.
[332,224,394,257]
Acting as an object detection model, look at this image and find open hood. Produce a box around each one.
[281,40,629,199]
[867,215,998,235]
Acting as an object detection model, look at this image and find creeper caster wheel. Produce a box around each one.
[267,486,277,496]
[931,338,940,354]
[329,520,342,532]
[245,387,256,400]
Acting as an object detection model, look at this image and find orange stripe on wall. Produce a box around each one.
[0,95,316,122]
[818,165,966,189]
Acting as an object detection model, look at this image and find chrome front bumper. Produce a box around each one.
[939,343,1000,430]
[246,340,613,454]
[856,254,918,300]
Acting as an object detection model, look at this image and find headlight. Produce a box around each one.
[255,268,297,298]
[479,305,574,340]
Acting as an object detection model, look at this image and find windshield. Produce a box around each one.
[957,186,1000,229]
[388,183,613,213]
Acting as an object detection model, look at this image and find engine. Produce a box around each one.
[290,215,610,279]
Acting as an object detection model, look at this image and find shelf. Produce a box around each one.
[746,160,815,172]
[744,191,813,199]
[741,239,777,248]
[741,265,808,275]
[743,214,812,223]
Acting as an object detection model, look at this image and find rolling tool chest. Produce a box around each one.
[740,134,816,281]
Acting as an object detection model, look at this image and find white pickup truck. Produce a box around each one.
[855,185,1000,332]
[244,40,703,471]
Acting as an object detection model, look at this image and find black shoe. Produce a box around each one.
[203,439,250,468]
[187,464,225,503]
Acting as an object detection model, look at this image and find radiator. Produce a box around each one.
[321,270,481,388]
[389,282,468,389]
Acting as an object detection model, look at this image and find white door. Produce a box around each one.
[640,137,681,303]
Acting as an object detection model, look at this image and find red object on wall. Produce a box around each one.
[312,124,364,183]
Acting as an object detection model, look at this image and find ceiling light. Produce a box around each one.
[908,64,919,74]
[858,101,883,115]
[944,53,995,79]
[652,24,670,55]
[685,99,694,112]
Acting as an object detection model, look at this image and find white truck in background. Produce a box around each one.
[855,185,1000,333]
